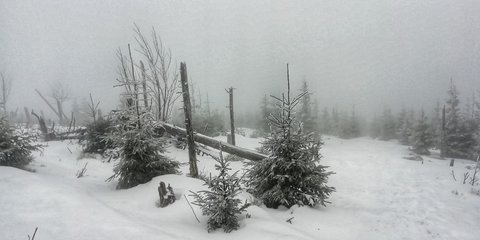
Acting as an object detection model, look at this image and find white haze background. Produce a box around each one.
[1,0,480,118]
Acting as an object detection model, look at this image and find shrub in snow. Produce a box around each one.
[0,117,41,168]
[245,77,335,209]
[106,109,179,189]
[80,118,114,155]
[190,150,248,233]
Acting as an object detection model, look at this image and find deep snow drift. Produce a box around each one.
[1,133,479,240]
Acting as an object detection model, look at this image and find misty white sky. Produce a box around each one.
[1,0,480,119]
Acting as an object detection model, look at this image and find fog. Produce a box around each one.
[2,0,480,120]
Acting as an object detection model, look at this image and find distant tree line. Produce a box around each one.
[255,80,480,160]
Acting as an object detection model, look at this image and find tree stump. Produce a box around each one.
[158,181,176,208]
[450,159,455,167]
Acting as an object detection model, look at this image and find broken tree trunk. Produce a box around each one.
[180,62,199,178]
[440,105,446,159]
[31,111,54,141]
[158,181,176,208]
[35,89,69,124]
[227,87,236,146]
[161,123,267,161]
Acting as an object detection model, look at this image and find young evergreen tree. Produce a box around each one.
[444,81,474,158]
[106,108,180,189]
[0,117,41,168]
[430,101,442,149]
[380,107,396,140]
[298,80,316,134]
[190,150,248,233]
[339,106,360,139]
[245,65,335,209]
[396,108,409,145]
[411,110,433,155]
[81,118,114,155]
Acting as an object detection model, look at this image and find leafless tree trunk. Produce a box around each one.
[88,93,100,123]
[180,62,198,178]
[440,105,446,159]
[226,87,236,145]
[47,82,70,125]
[31,111,53,141]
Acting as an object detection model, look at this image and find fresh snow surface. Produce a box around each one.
[1,134,480,240]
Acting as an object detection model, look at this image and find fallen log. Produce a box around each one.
[161,123,267,161]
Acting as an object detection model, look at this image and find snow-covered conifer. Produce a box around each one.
[245,65,334,209]
[444,81,475,158]
[106,108,179,189]
[411,110,433,155]
[298,80,316,134]
[380,108,396,140]
[0,117,41,168]
[190,150,248,233]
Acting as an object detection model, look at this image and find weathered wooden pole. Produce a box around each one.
[440,104,446,159]
[180,62,198,177]
[227,87,236,146]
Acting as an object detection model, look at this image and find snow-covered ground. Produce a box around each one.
[1,134,479,240]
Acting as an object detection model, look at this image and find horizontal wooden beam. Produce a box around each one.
[160,123,267,161]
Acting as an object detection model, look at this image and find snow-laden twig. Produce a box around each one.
[28,227,38,240]
[451,170,457,181]
[183,194,200,223]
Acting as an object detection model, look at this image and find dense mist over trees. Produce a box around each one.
[2,0,480,122]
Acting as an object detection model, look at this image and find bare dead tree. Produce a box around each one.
[226,87,236,145]
[451,170,457,181]
[27,227,38,240]
[133,24,180,122]
[180,62,198,177]
[463,172,470,184]
[0,73,12,115]
[76,162,88,178]
[88,93,100,123]
[49,81,70,125]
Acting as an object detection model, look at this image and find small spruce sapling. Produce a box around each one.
[245,65,335,209]
[190,148,249,233]
[0,117,42,168]
[411,110,434,155]
[106,109,179,189]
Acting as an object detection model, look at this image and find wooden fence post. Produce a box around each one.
[227,87,236,146]
[180,62,198,177]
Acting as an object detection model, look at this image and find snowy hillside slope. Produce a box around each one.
[1,134,479,240]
